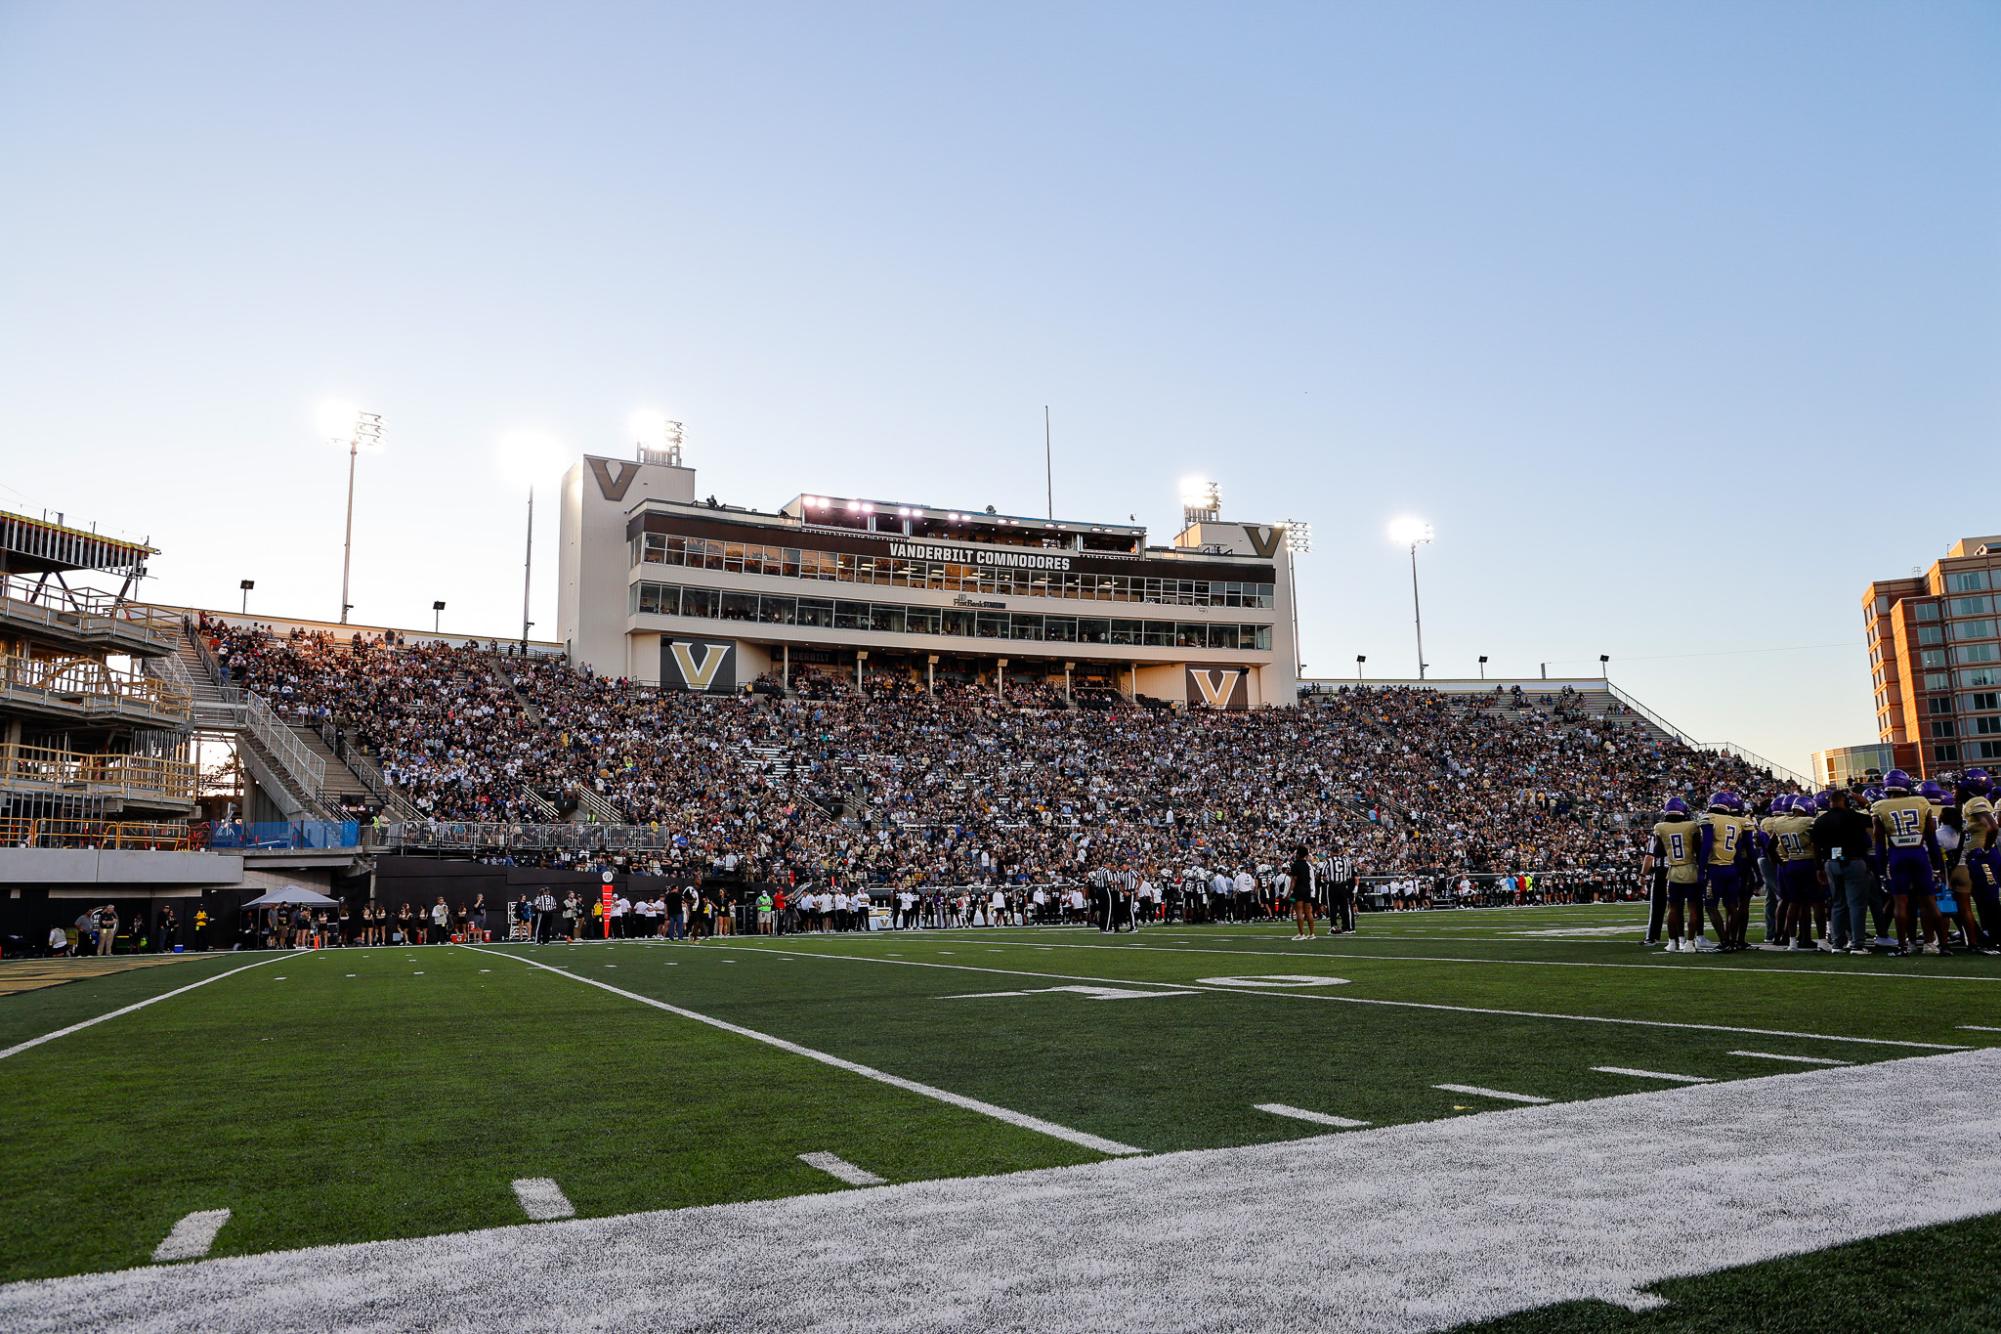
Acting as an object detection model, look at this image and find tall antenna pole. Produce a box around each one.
[1044,405,1053,519]
[520,488,535,653]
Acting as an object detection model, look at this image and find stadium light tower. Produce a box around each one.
[1282,520,1311,677]
[1355,653,1366,682]
[433,599,446,634]
[1180,477,1221,531]
[239,578,254,615]
[1478,654,1488,681]
[319,401,384,624]
[1387,516,1433,680]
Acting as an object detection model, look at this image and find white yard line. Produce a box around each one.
[1728,1051,1848,1067]
[1592,1067,1713,1084]
[12,1051,1994,1334]
[511,1179,574,1221]
[151,1210,230,1263]
[468,947,1140,1157]
[0,957,285,1064]
[1434,1083,1552,1105]
[955,935,2001,984]
[798,1152,886,1186]
[704,943,1968,1052]
[1960,1025,2001,1033]
[1254,1103,1369,1129]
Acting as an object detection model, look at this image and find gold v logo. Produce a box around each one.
[1189,669,1241,709]
[1243,525,1283,559]
[588,458,642,501]
[669,641,731,690]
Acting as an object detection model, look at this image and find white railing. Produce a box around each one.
[240,689,327,791]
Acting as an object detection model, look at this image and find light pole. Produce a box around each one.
[239,579,254,616]
[1599,653,1610,680]
[433,600,446,634]
[521,488,535,654]
[1387,517,1433,680]
[1478,654,1488,681]
[320,403,384,624]
[1355,654,1366,682]
[1281,519,1311,679]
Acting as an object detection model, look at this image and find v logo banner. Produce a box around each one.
[1242,525,1284,559]
[668,641,732,691]
[588,458,642,502]
[1189,669,1242,710]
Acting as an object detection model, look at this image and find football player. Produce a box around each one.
[1698,791,1756,951]
[1646,797,1704,952]
[1871,770,1951,956]
[1766,796,1824,951]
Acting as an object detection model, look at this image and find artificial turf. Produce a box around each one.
[1,902,1995,1318]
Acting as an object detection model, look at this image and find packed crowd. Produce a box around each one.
[196,618,1792,895]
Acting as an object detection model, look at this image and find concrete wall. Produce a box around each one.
[0,848,242,887]
[557,454,697,672]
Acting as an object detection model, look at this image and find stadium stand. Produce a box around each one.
[191,615,1797,890]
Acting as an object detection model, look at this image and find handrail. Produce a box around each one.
[1602,678,1809,787]
[240,690,326,790]
[0,742,198,802]
[0,574,176,646]
[0,652,192,720]
[571,785,627,825]
[0,817,195,850]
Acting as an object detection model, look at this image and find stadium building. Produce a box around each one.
[558,442,1299,708]
[1863,534,2001,776]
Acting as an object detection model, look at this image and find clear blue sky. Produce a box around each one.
[3,1,1996,774]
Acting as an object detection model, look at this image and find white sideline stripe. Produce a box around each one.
[1592,1067,1713,1084]
[1255,1103,1370,1129]
[17,1052,1996,1333]
[799,1152,886,1186]
[151,1210,229,1263]
[1435,1083,1552,1105]
[1728,1050,1848,1066]
[976,935,2001,984]
[1960,1025,2001,1032]
[468,947,1140,1156]
[511,1179,574,1221]
[0,956,285,1063]
[707,944,1966,1051]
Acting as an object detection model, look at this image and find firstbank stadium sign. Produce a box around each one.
[888,541,1071,572]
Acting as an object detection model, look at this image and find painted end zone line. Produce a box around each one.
[468,946,1141,1157]
[1434,1083,1552,1105]
[151,1210,229,1263]
[800,1152,887,1186]
[512,1179,574,1221]
[1729,1051,1848,1067]
[0,956,285,1063]
[1255,1103,1369,1129]
[1593,1067,1713,1085]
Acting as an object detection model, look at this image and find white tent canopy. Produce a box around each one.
[242,886,340,908]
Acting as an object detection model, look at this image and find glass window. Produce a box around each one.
[780,547,802,578]
[872,605,906,634]
[1175,623,1209,648]
[759,595,796,624]
[1936,744,1962,762]
[976,612,1009,639]
[1954,619,1998,641]
[1934,719,1957,738]
[1925,671,1953,689]
[1918,625,1944,645]
[1143,621,1174,647]
[1108,620,1136,646]
[1045,617,1077,642]
[681,587,717,618]
[1078,618,1110,644]
[1948,570,1990,593]
[1922,649,1948,668]
[796,598,833,628]
[1950,595,1993,616]
[1975,741,2001,760]
[1960,667,2001,688]
[1976,716,2001,735]
[720,591,758,622]
[1929,696,1954,714]
[1915,603,1941,621]
[1956,643,2000,665]
[1010,614,1044,640]
[942,609,975,637]
[834,602,868,630]
[906,606,940,635]
[1251,625,1272,650]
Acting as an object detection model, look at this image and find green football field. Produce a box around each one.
[2,903,1997,1331]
